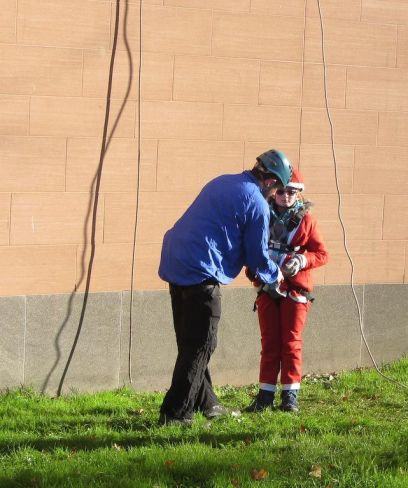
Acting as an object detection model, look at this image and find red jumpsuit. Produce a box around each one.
[255,211,328,390]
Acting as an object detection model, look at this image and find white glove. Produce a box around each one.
[281,254,307,278]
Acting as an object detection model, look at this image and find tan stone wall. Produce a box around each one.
[1,0,407,296]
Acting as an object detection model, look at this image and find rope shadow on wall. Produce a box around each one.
[41,0,136,395]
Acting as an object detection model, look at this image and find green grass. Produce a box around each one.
[1,359,408,488]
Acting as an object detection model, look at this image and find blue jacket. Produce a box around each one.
[158,171,279,286]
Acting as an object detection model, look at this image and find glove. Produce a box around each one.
[281,254,307,278]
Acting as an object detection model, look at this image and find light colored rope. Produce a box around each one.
[128,0,143,384]
[317,0,408,390]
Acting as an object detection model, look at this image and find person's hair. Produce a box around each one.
[252,160,278,182]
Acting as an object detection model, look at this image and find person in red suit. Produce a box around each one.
[245,168,329,413]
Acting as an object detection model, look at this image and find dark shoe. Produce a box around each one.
[280,390,299,412]
[203,404,241,420]
[158,413,193,426]
[244,389,275,413]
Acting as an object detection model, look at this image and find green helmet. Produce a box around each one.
[256,149,292,186]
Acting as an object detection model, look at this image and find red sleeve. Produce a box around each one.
[302,214,329,270]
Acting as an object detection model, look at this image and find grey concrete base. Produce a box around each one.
[0,296,25,387]
[302,285,364,375]
[119,290,177,391]
[24,293,122,394]
[212,288,262,385]
[0,284,407,394]
[360,285,408,367]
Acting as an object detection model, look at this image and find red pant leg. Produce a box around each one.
[279,298,310,386]
[256,293,281,385]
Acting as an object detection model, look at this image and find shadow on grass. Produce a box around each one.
[0,457,233,488]
[0,441,300,488]
[3,438,405,488]
[0,428,264,456]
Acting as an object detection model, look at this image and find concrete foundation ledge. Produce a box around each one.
[0,284,407,395]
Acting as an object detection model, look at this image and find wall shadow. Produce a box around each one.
[41,0,136,395]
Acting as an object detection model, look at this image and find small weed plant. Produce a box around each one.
[0,358,407,487]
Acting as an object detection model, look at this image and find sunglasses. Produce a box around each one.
[275,188,298,196]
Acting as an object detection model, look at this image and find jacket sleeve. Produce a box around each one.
[242,195,279,285]
[302,215,329,270]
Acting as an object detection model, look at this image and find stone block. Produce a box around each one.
[324,240,404,285]
[17,0,111,49]
[142,101,223,140]
[212,288,261,386]
[30,96,136,138]
[119,290,176,391]
[223,104,300,142]
[301,108,378,146]
[104,191,197,244]
[346,66,408,112]
[354,146,408,194]
[305,17,397,67]
[0,296,25,388]
[378,112,408,147]
[24,292,122,394]
[299,144,353,194]
[0,194,10,245]
[384,195,408,240]
[302,64,346,109]
[11,192,104,246]
[0,44,82,97]
[306,0,361,20]
[362,0,408,26]
[66,138,157,193]
[212,11,304,61]
[0,246,77,296]
[259,61,302,106]
[167,0,249,10]
[0,95,29,136]
[142,6,212,55]
[174,55,259,104]
[1,0,17,43]
[360,284,408,367]
[0,136,66,192]
[252,0,304,17]
[303,285,364,374]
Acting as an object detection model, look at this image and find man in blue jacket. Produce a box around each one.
[158,149,292,425]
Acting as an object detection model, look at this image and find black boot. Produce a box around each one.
[158,413,193,426]
[280,390,299,412]
[244,389,275,413]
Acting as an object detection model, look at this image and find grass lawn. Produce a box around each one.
[0,359,407,488]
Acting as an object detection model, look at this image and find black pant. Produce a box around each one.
[160,281,221,419]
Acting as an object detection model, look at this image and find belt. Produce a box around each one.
[169,278,219,293]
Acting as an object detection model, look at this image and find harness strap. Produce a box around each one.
[286,211,303,232]
[289,287,315,302]
[269,241,304,254]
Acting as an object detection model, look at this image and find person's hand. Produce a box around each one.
[256,268,286,298]
[245,267,256,282]
[281,255,306,278]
